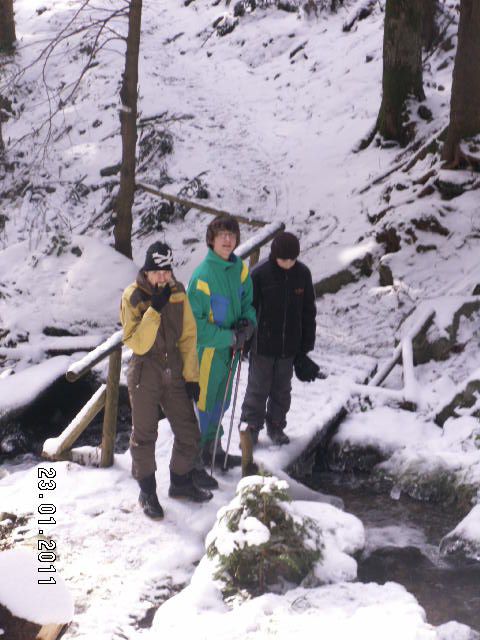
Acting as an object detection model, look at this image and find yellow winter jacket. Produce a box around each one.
[120,271,199,383]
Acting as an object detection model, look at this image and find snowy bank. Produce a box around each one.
[151,579,477,640]
[440,504,480,562]
[0,548,73,625]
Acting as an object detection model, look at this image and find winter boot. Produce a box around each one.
[250,427,260,446]
[239,428,259,478]
[201,440,242,470]
[267,423,290,446]
[138,474,164,520]
[192,467,219,490]
[169,471,213,502]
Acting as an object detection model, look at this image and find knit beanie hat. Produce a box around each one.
[142,241,173,271]
[270,232,300,260]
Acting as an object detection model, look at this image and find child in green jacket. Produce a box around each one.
[187,215,256,469]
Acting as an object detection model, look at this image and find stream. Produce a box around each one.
[305,470,480,633]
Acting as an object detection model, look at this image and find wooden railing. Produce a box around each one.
[42,220,285,467]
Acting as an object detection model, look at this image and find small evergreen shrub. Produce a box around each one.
[206,475,323,598]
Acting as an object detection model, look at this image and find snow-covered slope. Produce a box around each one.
[1,1,480,638]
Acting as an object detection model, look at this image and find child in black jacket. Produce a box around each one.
[239,232,317,473]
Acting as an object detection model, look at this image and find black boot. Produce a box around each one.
[192,467,219,490]
[138,475,164,520]
[201,441,242,470]
[169,471,213,502]
[267,424,290,445]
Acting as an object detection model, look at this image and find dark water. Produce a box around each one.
[306,471,480,633]
[0,377,132,464]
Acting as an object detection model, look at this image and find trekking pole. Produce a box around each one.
[210,350,237,477]
[222,348,244,471]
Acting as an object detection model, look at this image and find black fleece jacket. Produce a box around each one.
[251,255,316,358]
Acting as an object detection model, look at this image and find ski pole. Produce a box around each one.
[210,350,237,477]
[223,348,244,471]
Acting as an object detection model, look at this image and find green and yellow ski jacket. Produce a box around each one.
[187,249,256,443]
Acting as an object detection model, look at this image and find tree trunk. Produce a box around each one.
[422,0,438,51]
[376,0,425,146]
[0,0,16,52]
[114,0,142,259]
[442,0,480,165]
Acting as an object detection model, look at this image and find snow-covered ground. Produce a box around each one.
[1,0,480,637]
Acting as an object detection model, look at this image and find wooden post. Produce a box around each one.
[37,624,67,640]
[100,348,122,467]
[249,248,260,268]
[42,385,107,459]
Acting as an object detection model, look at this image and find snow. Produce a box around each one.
[65,330,123,381]
[333,410,480,492]
[441,505,480,562]
[151,578,472,640]
[0,0,479,637]
[0,356,70,419]
[0,548,74,625]
[333,406,443,456]
[0,237,136,373]
[289,500,364,583]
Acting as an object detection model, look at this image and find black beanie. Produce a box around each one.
[270,232,300,260]
[142,241,173,271]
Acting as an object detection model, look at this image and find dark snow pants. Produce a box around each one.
[127,359,200,482]
[240,353,294,431]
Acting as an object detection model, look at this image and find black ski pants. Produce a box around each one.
[240,352,294,431]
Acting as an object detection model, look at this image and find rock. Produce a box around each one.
[277,0,299,12]
[417,105,433,122]
[412,300,480,366]
[314,252,373,297]
[411,215,449,236]
[376,227,401,253]
[327,441,387,474]
[435,377,480,426]
[314,268,355,297]
[373,464,477,511]
[213,15,239,36]
[378,261,393,287]
[234,0,256,16]
[435,170,475,200]
[440,505,480,562]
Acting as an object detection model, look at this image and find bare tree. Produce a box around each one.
[0,0,16,52]
[113,0,142,259]
[442,0,480,166]
[1,0,143,258]
[422,0,439,51]
[376,0,425,146]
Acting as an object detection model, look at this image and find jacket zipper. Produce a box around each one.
[281,270,288,357]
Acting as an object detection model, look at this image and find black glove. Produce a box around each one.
[236,318,255,340]
[185,381,200,402]
[294,353,320,382]
[151,283,171,312]
[232,319,254,351]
